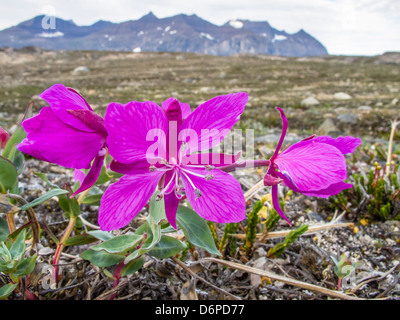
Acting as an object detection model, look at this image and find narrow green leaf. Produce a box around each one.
[64,233,99,247]
[13,151,25,175]
[2,126,26,160]
[0,218,10,242]
[13,254,37,277]
[58,184,80,217]
[87,230,114,241]
[81,249,124,268]
[124,192,166,264]
[19,189,69,211]
[149,235,187,259]
[91,234,143,254]
[9,229,26,260]
[121,256,145,277]
[176,205,221,256]
[33,172,59,189]
[81,193,103,206]
[0,156,18,193]
[0,283,18,299]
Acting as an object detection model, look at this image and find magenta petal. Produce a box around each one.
[67,109,107,136]
[178,92,248,153]
[162,98,191,120]
[274,140,347,191]
[72,153,105,196]
[98,170,164,231]
[18,107,105,169]
[40,84,94,132]
[300,182,353,198]
[263,174,283,186]
[74,169,86,185]
[275,171,352,198]
[164,192,179,229]
[181,168,246,223]
[270,107,288,161]
[312,136,362,154]
[271,185,291,225]
[110,158,165,174]
[105,101,168,164]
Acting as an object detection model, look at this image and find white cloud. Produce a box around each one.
[0,0,399,55]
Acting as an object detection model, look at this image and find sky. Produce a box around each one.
[0,0,399,56]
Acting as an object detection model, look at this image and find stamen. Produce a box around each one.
[156,193,163,201]
[180,167,208,179]
[156,171,177,200]
[149,165,157,172]
[180,170,202,199]
[205,165,215,171]
[194,189,202,198]
[205,174,214,181]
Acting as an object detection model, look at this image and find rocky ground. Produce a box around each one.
[1,48,400,300]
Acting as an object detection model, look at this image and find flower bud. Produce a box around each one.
[0,127,10,149]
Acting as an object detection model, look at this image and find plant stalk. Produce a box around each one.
[51,215,77,281]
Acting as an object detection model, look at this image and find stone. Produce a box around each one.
[333,92,352,100]
[357,105,372,112]
[317,117,340,135]
[72,66,90,75]
[300,96,320,106]
[338,113,358,124]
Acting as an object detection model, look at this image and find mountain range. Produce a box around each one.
[0,12,328,57]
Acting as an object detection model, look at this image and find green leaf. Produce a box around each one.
[81,193,103,206]
[91,234,143,254]
[0,218,10,242]
[176,205,221,256]
[2,126,26,160]
[149,235,187,259]
[121,256,145,277]
[12,151,25,175]
[124,192,166,264]
[87,230,114,241]
[19,189,69,211]
[95,165,112,185]
[64,233,99,247]
[13,254,37,277]
[0,156,18,193]
[33,172,59,189]
[9,229,26,260]
[149,191,167,224]
[58,185,80,217]
[0,283,18,299]
[81,249,124,268]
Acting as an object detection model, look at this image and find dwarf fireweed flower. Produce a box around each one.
[264,107,362,225]
[99,93,248,231]
[17,84,107,195]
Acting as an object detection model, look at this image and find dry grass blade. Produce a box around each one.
[244,179,264,201]
[171,256,242,300]
[230,221,354,240]
[202,257,363,300]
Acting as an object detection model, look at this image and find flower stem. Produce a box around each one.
[52,215,77,281]
[6,212,16,234]
[218,159,270,172]
[110,260,125,300]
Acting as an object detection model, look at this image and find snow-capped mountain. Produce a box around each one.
[0,12,328,56]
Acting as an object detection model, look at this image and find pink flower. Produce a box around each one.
[0,127,10,149]
[264,107,362,224]
[17,84,107,195]
[99,93,248,231]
